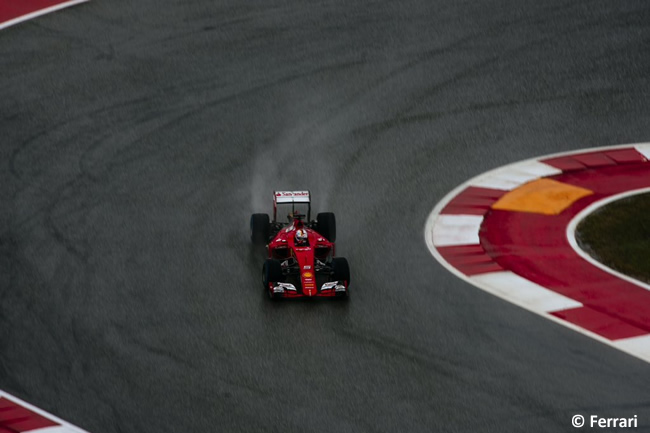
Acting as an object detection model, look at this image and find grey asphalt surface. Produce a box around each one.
[3,1,650,432]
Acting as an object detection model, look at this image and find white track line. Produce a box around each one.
[424,142,650,364]
[566,187,650,293]
[471,271,582,313]
[432,215,483,246]
[469,160,562,190]
[613,335,650,360]
[634,144,650,160]
[28,427,87,433]
[0,390,90,432]
[0,0,89,31]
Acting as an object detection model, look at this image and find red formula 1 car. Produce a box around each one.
[250,191,350,299]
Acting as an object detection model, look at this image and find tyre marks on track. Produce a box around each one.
[2,1,91,430]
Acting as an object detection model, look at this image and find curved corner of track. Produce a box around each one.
[424,142,650,364]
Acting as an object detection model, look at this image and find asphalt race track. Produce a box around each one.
[3,1,650,432]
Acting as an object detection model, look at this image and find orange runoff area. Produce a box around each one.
[492,178,593,215]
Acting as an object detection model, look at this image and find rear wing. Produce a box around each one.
[273,191,311,222]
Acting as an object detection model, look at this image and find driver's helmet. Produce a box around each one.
[295,229,308,246]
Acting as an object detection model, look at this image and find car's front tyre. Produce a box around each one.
[332,257,350,288]
[263,258,283,299]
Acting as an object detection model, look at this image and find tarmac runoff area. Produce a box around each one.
[425,143,650,365]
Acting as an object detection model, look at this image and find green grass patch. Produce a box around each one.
[576,193,650,284]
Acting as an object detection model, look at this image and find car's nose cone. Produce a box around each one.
[302,271,316,296]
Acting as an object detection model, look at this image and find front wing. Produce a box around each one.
[269,281,348,298]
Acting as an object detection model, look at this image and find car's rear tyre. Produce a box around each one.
[263,259,283,299]
[331,257,350,283]
[250,213,270,245]
[316,212,336,242]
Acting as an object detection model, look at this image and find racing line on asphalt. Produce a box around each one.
[425,143,650,365]
[1,2,91,432]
